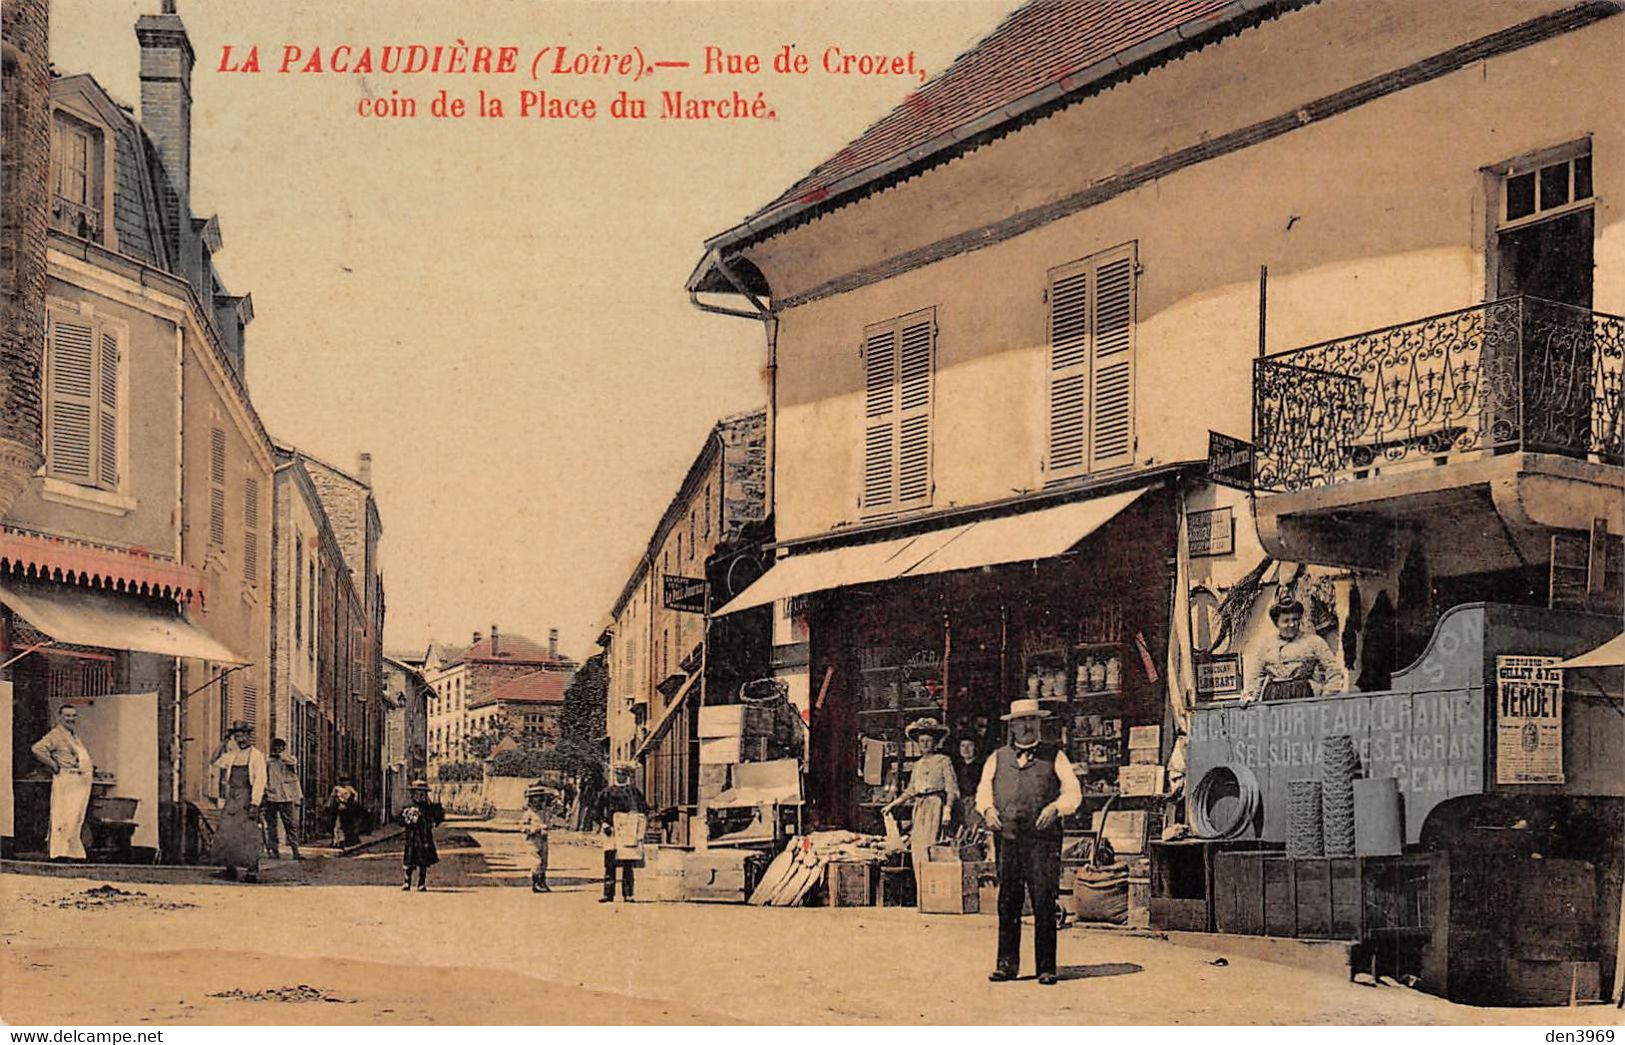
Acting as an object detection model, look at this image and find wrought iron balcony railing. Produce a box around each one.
[1253,297,1624,492]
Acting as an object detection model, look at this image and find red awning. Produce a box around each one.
[0,529,204,604]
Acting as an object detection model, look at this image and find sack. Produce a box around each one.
[612,812,647,861]
[1072,863,1130,925]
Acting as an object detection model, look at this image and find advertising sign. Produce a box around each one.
[1187,507,1235,557]
[662,574,707,613]
[1195,653,1243,700]
[1207,431,1254,491]
[1494,655,1564,784]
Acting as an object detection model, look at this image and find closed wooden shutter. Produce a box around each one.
[210,427,226,484]
[243,477,259,584]
[209,487,226,547]
[96,330,119,488]
[863,325,897,510]
[1090,245,1136,471]
[243,530,259,584]
[1046,242,1137,481]
[46,313,96,484]
[861,307,935,514]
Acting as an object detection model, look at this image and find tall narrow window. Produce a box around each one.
[45,309,120,490]
[50,113,103,241]
[294,538,304,645]
[308,561,317,658]
[243,477,260,585]
[1046,242,1137,482]
[861,307,935,515]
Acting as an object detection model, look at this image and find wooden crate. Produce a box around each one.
[1214,853,1361,939]
[918,860,994,914]
[824,861,876,907]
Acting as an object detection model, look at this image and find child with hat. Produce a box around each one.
[519,783,556,893]
[399,778,444,892]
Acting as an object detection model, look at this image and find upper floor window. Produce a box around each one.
[243,477,260,586]
[44,306,121,491]
[861,307,936,516]
[1046,242,1137,483]
[1493,143,1593,310]
[208,427,227,548]
[50,113,104,242]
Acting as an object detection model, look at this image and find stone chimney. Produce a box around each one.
[0,0,50,518]
[135,2,194,210]
[490,624,499,657]
[472,630,482,648]
[357,452,372,486]
[548,628,559,659]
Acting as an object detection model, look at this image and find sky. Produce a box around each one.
[49,0,1019,661]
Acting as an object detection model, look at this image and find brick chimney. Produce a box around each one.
[357,452,372,486]
[0,0,50,518]
[490,624,499,657]
[548,628,559,659]
[135,2,194,210]
[472,630,482,648]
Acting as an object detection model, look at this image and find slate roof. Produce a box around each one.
[472,669,569,708]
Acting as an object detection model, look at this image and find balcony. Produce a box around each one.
[51,196,102,242]
[1252,298,1623,575]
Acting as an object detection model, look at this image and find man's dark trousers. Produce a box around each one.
[996,833,1061,976]
[603,850,635,900]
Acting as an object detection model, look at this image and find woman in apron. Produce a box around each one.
[884,717,960,895]
[210,721,268,882]
[31,704,95,861]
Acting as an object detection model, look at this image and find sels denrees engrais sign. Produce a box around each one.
[1207,431,1254,491]
[1494,655,1564,785]
[662,574,708,614]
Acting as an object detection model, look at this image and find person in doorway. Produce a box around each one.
[976,699,1082,986]
[209,722,268,882]
[953,733,986,834]
[328,777,361,848]
[262,738,303,860]
[30,704,95,861]
[1242,598,1348,703]
[519,784,556,893]
[596,761,648,903]
[882,717,959,896]
[399,778,444,891]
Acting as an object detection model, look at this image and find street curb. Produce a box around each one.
[337,824,404,856]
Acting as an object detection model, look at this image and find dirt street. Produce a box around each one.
[1,819,1616,1025]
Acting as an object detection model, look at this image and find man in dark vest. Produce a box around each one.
[975,699,1082,985]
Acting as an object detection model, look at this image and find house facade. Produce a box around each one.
[427,629,576,774]
[694,0,1620,999]
[602,409,770,831]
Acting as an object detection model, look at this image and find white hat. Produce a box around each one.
[1000,698,1052,721]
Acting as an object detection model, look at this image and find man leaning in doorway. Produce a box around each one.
[262,737,303,860]
[1242,598,1347,703]
[31,704,95,861]
[977,698,1082,986]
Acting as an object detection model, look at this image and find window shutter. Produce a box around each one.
[896,315,934,506]
[46,314,96,483]
[96,330,119,489]
[1089,244,1136,471]
[862,326,898,510]
[1046,242,1137,480]
[243,529,258,584]
[1047,267,1090,478]
[209,487,226,547]
[243,477,259,528]
[210,427,226,484]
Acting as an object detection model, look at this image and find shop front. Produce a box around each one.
[718,475,1191,908]
[1,575,245,862]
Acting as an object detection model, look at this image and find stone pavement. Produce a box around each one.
[2,818,1616,1025]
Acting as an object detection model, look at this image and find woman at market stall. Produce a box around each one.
[209,721,268,882]
[883,717,960,895]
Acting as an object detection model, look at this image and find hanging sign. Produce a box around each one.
[662,574,707,613]
[1207,432,1254,491]
[1195,653,1243,700]
[1494,655,1564,785]
[1187,507,1235,557]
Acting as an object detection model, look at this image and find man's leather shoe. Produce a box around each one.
[987,969,1015,982]
[1038,973,1058,986]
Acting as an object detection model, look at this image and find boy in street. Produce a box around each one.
[262,738,303,860]
[519,784,555,893]
[400,778,444,891]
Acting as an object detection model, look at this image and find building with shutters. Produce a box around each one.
[1,3,274,862]
[425,628,577,774]
[690,0,1624,877]
[600,409,770,841]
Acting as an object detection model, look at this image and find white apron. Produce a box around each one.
[49,734,93,859]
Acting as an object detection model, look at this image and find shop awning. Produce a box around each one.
[1558,633,1625,670]
[0,580,247,664]
[714,523,972,615]
[715,484,1151,615]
